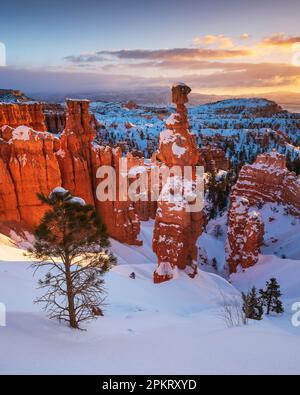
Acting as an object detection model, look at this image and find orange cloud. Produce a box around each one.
[261,33,300,46]
[193,35,234,49]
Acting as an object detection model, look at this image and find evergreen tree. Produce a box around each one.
[211,257,218,271]
[212,224,223,239]
[242,287,263,320]
[28,188,116,329]
[259,278,284,315]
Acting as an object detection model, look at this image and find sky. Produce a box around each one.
[0,0,300,95]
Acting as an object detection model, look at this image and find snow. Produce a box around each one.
[0,214,300,374]
[172,82,189,88]
[55,148,65,158]
[166,113,180,125]
[11,126,31,141]
[89,98,300,159]
[69,197,86,206]
[172,142,186,157]
[50,186,68,194]
[159,129,175,144]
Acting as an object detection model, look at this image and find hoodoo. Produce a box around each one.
[227,151,300,272]
[152,83,205,283]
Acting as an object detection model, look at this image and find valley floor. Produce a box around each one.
[0,217,300,375]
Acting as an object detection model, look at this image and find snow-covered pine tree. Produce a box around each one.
[242,287,263,320]
[259,278,284,315]
[28,187,116,329]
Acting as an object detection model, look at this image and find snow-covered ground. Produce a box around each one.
[0,213,300,375]
[92,99,300,161]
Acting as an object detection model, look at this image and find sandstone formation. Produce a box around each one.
[0,99,141,245]
[231,151,300,211]
[91,146,141,245]
[123,101,138,110]
[0,125,61,228]
[0,103,47,132]
[43,103,66,133]
[227,196,264,273]
[126,153,157,221]
[201,145,229,173]
[152,83,204,283]
[227,151,300,272]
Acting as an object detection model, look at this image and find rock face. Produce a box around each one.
[231,151,300,211]
[56,100,96,205]
[43,103,66,133]
[201,145,229,173]
[152,83,204,283]
[0,125,61,228]
[0,103,47,132]
[91,146,141,245]
[227,196,264,273]
[227,151,300,272]
[0,100,141,245]
[126,153,157,221]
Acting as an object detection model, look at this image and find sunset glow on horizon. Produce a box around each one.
[0,0,300,95]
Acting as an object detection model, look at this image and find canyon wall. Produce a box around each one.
[0,103,47,132]
[0,100,141,244]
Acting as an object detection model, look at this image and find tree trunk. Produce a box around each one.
[65,257,78,329]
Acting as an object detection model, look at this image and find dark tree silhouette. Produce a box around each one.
[259,278,284,315]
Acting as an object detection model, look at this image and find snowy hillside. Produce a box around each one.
[1,216,300,374]
[195,98,283,114]
[92,98,300,161]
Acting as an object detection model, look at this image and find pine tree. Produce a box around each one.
[242,287,263,320]
[213,224,223,239]
[28,188,116,329]
[211,257,218,271]
[259,278,284,315]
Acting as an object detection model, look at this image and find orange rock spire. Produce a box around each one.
[152,83,204,283]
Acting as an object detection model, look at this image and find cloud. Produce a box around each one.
[193,35,234,49]
[240,33,250,40]
[261,33,300,46]
[180,63,300,89]
[64,47,252,65]
[64,54,106,63]
[1,61,299,95]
